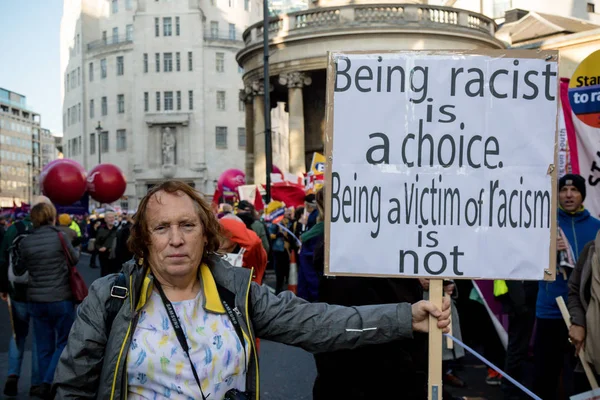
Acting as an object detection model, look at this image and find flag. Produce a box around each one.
[254,188,264,211]
[268,182,306,208]
[560,77,600,217]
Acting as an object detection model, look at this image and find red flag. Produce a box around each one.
[254,188,264,211]
[211,188,222,213]
[266,182,306,208]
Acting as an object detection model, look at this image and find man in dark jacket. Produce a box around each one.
[114,213,134,268]
[533,174,600,400]
[95,212,119,277]
[312,237,428,399]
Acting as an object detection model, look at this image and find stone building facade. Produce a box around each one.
[237,0,505,184]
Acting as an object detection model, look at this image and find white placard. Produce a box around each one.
[327,51,558,280]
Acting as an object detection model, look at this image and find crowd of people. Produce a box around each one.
[0,173,598,399]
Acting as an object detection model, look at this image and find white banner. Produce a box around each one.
[327,51,558,280]
[572,115,600,219]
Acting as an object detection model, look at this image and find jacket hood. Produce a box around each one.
[220,218,262,248]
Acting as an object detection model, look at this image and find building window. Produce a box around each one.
[144,92,149,112]
[188,90,193,110]
[238,127,246,148]
[90,133,96,154]
[210,21,218,38]
[117,129,127,151]
[101,59,107,78]
[156,92,161,111]
[100,131,109,153]
[229,0,233,7]
[102,96,108,116]
[163,17,172,36]
[188,52,193,71]
[112,27,119,44]
[239,99,245,112]
[155,17,160,36]
[89,62,94,81]
[589,2,596,12]
[90,99,95,118]
[217,91,226,111]
[176,91,181,110]
[164,52,173,72]
[176,16,180,35]
[164,91,174,111]
[112,0,118,14]
[77,67,81,86]
[78,103,81,121]
[126,24,133,40]
[143,53,148,73]
[244,0,249,11]
[216,127,227,149]
[117,94,125,113]
[155,53,160,72]
[117,56,124,75]
[229,23,236,40]
[67,109,71,126]
[216,52,224,72]
[176,52,181,71]
[102,30,107,44]
[126,0,133,10]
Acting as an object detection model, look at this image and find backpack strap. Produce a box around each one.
[106,273,128,335]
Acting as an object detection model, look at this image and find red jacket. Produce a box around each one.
[219,218,267,284]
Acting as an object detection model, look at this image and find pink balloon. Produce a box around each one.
[218,169,246,197]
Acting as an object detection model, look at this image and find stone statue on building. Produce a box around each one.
[162,127,176,165]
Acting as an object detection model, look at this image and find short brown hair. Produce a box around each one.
[30,203,57,228]
[128,180,222,265]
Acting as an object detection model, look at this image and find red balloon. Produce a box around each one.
[41,160,87,205]
[218,169,246,197]
[39,159,85,193]
[87,164,127,204]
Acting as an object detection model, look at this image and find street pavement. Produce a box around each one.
[0,253,505,400]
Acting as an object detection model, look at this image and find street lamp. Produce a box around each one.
[96,121,102,164]
[26,161,32,205]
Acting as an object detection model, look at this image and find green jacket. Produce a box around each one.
[53,254,413,399]
[0,218,33,301]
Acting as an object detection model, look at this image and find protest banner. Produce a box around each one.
[323,50,559,400]
[560,51,600,218]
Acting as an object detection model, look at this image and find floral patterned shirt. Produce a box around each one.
[127,289,248,399]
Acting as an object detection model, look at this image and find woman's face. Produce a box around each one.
[145,191,207,282]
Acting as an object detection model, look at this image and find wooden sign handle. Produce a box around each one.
[428,279,443,400]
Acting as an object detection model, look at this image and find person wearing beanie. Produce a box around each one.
[533,173,600,399]
[57,214,79,246]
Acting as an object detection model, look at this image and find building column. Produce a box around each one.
[251,80,266,185]
[279,72,312,176]
[240,87,255,183]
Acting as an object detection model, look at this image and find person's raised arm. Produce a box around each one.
[249,282,450,354]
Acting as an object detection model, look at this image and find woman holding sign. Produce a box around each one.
[53,180,451,400]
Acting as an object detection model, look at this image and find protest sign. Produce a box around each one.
[324,50,559,281]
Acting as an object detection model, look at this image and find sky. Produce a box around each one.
[0,1,64,136]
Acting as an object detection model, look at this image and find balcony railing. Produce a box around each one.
[87,34,133,52]
[242,3,497,46]
[204,29,245,42]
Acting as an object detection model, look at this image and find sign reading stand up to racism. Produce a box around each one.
[324,50,559,281]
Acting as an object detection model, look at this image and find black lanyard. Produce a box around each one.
[154,280,209,400]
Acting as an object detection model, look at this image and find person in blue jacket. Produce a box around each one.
[533,174,600,400]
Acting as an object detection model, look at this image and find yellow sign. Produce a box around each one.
[310,152,326,175]
[569,50,600,128]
